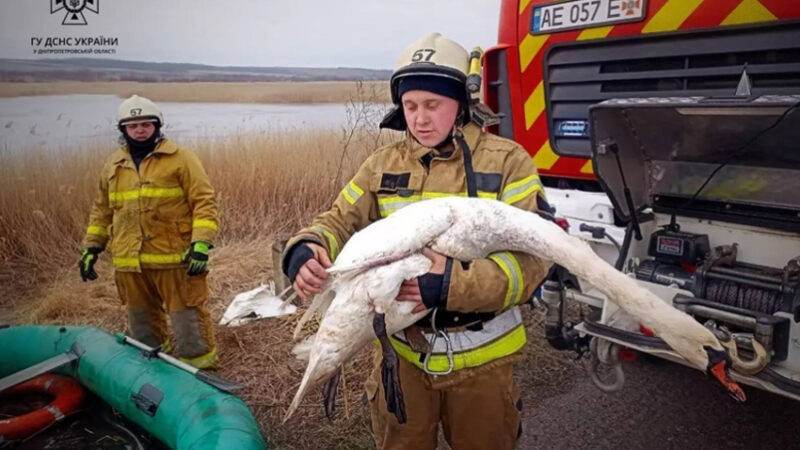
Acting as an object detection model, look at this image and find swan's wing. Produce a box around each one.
[328,199,455,276]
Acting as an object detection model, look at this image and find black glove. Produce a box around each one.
[79,247,103,282]
[283,242,315,282]
[418,257,452,309]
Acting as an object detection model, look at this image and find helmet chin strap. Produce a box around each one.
[452,127,477,198]
[456,102,468,127]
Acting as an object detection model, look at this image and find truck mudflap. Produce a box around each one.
[575,321,800,402]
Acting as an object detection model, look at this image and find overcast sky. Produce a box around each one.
[1,0,501,69]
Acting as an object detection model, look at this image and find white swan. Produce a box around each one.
[284,197,748,422]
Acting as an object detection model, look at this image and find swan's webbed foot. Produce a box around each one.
[322,367,342,419]
[373,312,407,424]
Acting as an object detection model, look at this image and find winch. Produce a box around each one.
[634,226,799,359]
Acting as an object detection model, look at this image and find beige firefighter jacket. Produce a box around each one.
[83,138,218,272]
[286,123,550,313]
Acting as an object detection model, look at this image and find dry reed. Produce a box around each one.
[0,81,390,104]
[0,93,394,448]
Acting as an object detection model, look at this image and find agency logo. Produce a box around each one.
[620,0,642,17]
[50,0,99,26]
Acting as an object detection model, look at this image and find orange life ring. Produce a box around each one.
[0,373,86,440]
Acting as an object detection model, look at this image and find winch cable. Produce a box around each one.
[705,279,784,315]
[678,99,800,213]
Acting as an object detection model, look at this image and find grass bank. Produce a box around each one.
[0,81,390,104]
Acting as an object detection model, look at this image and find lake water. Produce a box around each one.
[0,95,355,151]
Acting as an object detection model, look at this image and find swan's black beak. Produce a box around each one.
[705,347,747,402]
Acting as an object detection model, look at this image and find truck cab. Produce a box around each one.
[484,1,800,400]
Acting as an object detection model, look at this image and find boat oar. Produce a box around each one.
[0,345,82,393]
[115,334,244,395]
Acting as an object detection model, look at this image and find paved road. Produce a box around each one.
[517,356,800,449]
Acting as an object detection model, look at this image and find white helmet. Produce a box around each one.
[117,95,164,126]
[389,32,470,104]
[381,33,471,131]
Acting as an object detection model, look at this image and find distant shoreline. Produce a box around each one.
[0,81,391,104]
[0,57,392,83]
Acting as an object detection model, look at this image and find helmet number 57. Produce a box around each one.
[412,49,436,62]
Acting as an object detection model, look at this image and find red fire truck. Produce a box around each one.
[483,0,800,401]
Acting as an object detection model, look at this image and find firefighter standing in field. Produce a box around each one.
[282,33,551,449]
[79,95,219,369]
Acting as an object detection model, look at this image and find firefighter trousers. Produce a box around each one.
[114,268,218,369]
[366,349,522,450]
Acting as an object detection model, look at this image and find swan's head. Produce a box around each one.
[705,346,747,402]
[664,327,747,402]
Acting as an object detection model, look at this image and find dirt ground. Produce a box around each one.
[516,336,800,450]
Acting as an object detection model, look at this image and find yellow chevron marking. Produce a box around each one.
[577,25,613,41]
[722,0,776,25]
[642,0,703,33]
[533,140,559,171]
[519,0,534,14]
[519,33,549,72]
[524,81,546,130]
[580,159,594,174]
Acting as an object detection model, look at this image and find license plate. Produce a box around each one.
[531,0,646,34]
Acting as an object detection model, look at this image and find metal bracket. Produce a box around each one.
[140,345,162,360]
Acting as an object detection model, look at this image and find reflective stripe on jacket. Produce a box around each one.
[285,123,551,370]
[82,138,218,271]
[389,307,526,372]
